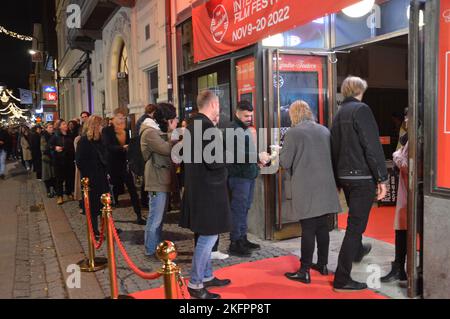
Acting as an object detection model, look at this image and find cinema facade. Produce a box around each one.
[171,0,450,298]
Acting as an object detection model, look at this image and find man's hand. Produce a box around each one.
[55,146,63,153]
[123,144,129,151]
[377,183,387,201]
[258,152,271,165]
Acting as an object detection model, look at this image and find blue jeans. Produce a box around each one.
[188,234,218,289]
[228,177,255,242]
[144,192,168,255]
[0,150,6,176]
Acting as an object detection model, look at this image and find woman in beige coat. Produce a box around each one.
[21,127,32,171]
[140,103,178,258]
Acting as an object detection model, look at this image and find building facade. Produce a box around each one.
[55,0,170,130]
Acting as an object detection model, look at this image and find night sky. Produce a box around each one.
[0,0,44,91]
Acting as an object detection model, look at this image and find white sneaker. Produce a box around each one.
[211,251,229,260]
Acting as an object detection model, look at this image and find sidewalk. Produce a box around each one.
[0,162,67,299]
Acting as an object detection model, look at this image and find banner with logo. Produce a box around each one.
[437,0,450,189]
[192,0,360,62]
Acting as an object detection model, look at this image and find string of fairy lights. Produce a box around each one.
[0,25,33,42]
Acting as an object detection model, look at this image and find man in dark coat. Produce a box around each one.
[179,90,232,299]
[331,76,388,292]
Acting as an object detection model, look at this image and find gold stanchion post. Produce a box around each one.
[102,193,133,299]
[77,178,107,272]
[156,241,180,299]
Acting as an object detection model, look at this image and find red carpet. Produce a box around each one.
[131,255,386,299]
[338,206,396,244]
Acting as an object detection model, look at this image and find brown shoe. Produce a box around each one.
[57,196,64,205]
[67,194,74,201]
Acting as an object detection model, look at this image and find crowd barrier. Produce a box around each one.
[76,178,186,299]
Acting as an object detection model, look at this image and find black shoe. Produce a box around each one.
[380,262,407,283]
[136,217,146,225]
[203,277,231,288]
[0,174,5,180]
[229,239,252,257]
[333,279,368,292]
[354,243,372,262]
[285,269,311,284]
[116,228,123,235]
[311,264,329,276]
[188,287,221,299]
[243,235,261,250]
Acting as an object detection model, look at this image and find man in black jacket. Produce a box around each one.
[331,76,388,292]
[225,100,269,257]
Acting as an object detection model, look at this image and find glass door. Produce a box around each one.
[265,49,329,239]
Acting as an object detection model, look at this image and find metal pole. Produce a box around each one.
[407,0,420,298]
[77,178,107,272]
[156,241,179,299]
[86,52,93,115]
[102,194,119,299]
[276,49,283,231]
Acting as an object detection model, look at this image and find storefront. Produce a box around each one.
[173,0,450,298]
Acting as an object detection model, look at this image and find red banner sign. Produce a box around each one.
[437,0,450,188]
[193,0,360,62]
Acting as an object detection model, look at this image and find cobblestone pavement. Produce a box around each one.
[6,163,67,299]
[61,196,291,296]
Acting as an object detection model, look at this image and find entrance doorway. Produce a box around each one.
[335,34,409,246]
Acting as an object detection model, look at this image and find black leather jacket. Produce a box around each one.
[331,97,388,184]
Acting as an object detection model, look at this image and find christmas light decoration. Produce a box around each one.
[0,25,33,42]
[0,87,30,120]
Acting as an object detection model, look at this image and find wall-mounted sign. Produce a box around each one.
[192,0,360,62]
[43,86,56,93]
[44,113,54,122]
[437,0,450,189]
[46,92,57,101]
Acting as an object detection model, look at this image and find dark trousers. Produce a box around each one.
[33,156,42,179]
[88,190,102,235]
[395,230,407,266]
[334,179,376,286]
[113,170,142,219]
[54,161,75,197]
[194,233,219,252]
[228,177,256,242]
[44,178,55,193]
[299,214,330,271]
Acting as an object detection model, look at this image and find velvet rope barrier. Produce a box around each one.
[109,217,162,280]
[83,188,106,250]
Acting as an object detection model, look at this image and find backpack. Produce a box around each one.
[127,130,146,177]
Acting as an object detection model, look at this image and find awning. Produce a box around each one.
[193,0,363,62]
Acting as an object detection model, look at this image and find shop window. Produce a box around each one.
[262,18,327,49]
[147,67,159,104]
[145,24,151,41]
[335,0,409,48]
[180,19,194,72]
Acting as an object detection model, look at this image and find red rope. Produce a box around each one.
[84,194,105,250]
[109,217,162,280]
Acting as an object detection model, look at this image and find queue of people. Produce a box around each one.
[0,75,408,299]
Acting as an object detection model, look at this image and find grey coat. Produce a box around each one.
[280,120,342,221]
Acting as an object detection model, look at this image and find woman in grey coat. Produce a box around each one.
[280,100,341,284]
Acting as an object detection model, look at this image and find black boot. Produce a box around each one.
[285,269,311,284]
[311,264,329,276]
[381,262,407,283]
[136,216,146,225]
[243,235,260,250]
[229,239,252,257]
